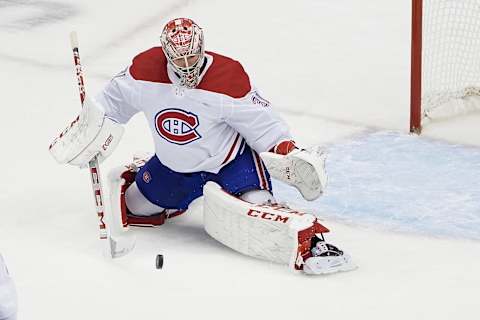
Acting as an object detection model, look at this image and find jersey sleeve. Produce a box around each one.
[95,67,140,124]
[223,88,293,153]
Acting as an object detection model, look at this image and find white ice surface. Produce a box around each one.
[275,131,480,240]
[1,0,480,319]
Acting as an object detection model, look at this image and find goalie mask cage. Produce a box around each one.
[410,0,480,133]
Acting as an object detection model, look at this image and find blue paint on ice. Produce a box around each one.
[272,131,480,240]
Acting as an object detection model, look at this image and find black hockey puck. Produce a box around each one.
[156,254,164,269]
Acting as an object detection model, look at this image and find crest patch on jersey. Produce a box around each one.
[251,91,270,108]
[155,108,201,145]
[142,171,152,183]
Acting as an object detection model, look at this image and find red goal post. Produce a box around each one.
[410,0,480,133]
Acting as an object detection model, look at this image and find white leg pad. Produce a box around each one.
[203,182,322,270]
[103,166,136,258]
[107,166,131,232]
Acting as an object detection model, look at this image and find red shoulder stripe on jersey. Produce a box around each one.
[129,47,171,84]
[197,51,251,98]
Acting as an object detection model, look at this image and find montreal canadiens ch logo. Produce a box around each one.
[155,108,201,145]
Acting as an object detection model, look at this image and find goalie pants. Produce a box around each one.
[135,145,272,210]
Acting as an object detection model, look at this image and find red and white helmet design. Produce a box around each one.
[160,18,204,88]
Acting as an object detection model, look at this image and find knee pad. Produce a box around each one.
[239,189,276,204]
[125,183,166,216]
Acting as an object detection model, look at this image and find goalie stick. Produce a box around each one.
[69,32,134,258]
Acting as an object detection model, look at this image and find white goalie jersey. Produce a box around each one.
[95,47,292,174]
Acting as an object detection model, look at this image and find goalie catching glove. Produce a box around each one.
[49,96,124,168]
[262,140,328,201]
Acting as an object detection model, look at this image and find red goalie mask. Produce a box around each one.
[160,18,205,88]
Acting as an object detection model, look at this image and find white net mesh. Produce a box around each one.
[422,0,480,120]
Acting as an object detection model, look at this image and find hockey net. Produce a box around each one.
[410,0,480,133]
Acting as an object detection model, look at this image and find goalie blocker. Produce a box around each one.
[203,182,356,275]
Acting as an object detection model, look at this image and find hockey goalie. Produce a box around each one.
[49,18,356,275]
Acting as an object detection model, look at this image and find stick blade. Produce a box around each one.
[102,234,136,259]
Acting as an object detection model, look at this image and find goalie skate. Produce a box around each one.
[302,241,356,275]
